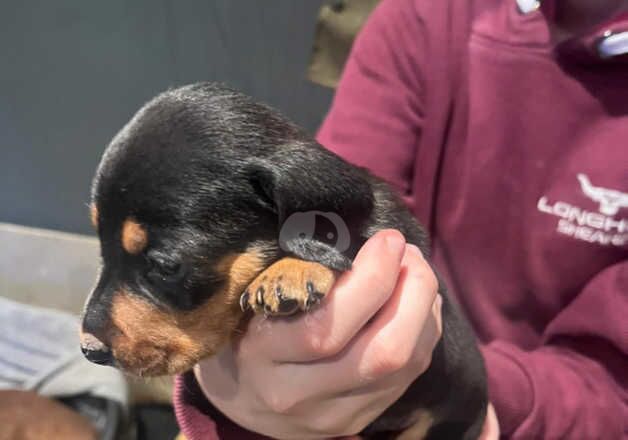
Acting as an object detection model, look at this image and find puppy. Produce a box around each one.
[80,83,487,439]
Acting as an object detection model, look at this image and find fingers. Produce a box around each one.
[241,230,407,363]
[272,243,441,400]
[357,245,440,381]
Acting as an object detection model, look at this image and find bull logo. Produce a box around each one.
[577,174,628,216]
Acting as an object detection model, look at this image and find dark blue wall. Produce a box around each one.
[0,1,332,234]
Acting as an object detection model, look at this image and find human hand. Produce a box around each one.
[194,230,442,439]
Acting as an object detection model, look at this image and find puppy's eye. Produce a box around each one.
[146,256,185,286]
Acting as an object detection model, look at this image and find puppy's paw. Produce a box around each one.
[240,257,336,316]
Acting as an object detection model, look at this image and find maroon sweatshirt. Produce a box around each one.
[174,0,628,438]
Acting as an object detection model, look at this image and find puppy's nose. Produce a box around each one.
[81,346,113,365]
[80,332,113,366]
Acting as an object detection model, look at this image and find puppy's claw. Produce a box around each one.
[239,291,250,312]
[255,287,265,306]
[305,290,324,309]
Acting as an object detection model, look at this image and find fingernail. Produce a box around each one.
[406,244,424,258]
[384,230,405,251]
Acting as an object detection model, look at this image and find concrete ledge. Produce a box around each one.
[0,223,99,315]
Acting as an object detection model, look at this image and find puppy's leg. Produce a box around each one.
[240,257,336,316]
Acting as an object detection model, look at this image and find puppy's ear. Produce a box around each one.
[245,142,374,270]
[246,165,278,215]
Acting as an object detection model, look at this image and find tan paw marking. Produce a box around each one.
[240,257,336,316]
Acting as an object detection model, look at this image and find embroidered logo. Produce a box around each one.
[577,173,628,216]
[537,174,627,247]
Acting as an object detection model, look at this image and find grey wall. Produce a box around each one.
[0,1,332,235]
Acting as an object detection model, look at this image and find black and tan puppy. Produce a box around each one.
[80,83,487,439]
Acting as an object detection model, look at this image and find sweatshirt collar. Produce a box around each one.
[516,0,628,64]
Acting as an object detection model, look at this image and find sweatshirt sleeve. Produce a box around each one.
[316,0,425,201]
[481,262,627,438]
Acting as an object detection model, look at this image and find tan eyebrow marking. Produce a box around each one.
[121,218,148,254]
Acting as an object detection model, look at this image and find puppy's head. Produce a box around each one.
[80,83,371,376]
[80,83,300,376]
